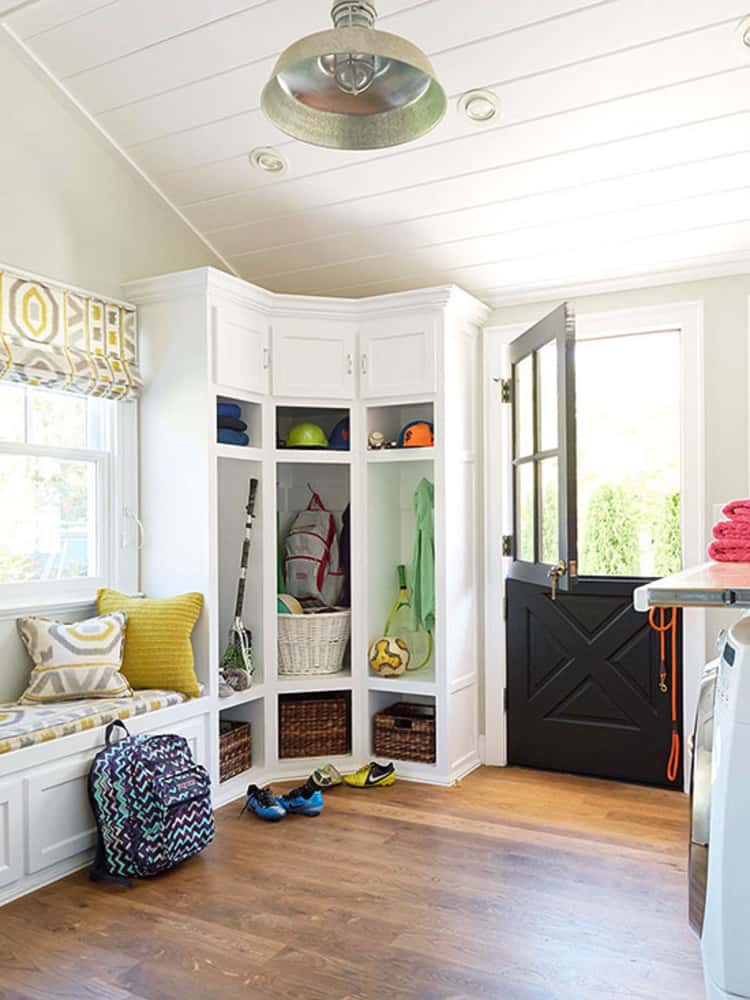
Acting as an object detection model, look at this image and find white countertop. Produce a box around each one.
[634,562,750,611]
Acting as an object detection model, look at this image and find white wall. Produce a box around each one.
[0,32,226,702]
[0,30,226,301]
[489,271,750,650]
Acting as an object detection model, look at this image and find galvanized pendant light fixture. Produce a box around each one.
[261,1,446,150]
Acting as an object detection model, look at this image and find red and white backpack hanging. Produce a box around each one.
[283,490,344,607]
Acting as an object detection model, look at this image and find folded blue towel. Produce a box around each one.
[217,416,247,432]
[218,428,249,447]
[217,402,241,419]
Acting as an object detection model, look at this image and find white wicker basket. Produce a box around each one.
[277,608,351,676]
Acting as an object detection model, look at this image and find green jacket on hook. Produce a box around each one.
[409,478,435,633]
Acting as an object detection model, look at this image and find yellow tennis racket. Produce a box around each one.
[384,564,432,671]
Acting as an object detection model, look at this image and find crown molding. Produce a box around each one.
[270,283,489,322]
[125,268,491,324]
[123,267,274,313]
[270,292,362,321]
[482,251,750,310]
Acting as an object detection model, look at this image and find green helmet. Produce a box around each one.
[286,422,328,448]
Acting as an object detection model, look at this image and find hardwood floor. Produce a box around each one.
[0,767,704,999]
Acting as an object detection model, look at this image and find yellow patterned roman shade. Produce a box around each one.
[0,266,141,398]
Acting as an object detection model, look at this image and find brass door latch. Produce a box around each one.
[547,560,567,601]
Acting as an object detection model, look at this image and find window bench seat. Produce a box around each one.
[0,689,188,755]
[0,693,211,907]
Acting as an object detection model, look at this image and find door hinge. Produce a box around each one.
[500,378,512,403]
[503,688,508,713]
[569,559,578,578]
[503,593,508,621]
[502,535,512,557]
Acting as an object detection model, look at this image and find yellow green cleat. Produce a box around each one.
[343,762,396,788]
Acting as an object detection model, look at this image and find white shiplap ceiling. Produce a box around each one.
[3,0,750,304]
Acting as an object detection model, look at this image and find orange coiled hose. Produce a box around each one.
[648,607,680,783]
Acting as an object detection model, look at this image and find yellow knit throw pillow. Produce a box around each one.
[96,589,203,698]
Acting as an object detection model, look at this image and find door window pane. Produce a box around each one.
[514,355,534,457]
[0,454,96,582]
[537,341,558,452]
[540,458,559,565]
[0,384,25,442]
[577,331,681,577]
[517,462,535,562]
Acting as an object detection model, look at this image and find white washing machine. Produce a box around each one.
[691,616,750,1000]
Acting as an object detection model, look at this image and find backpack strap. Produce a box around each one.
[87,749,133,888]
[105,720,130,746]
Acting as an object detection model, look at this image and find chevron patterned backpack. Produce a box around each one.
[88,720,214,884]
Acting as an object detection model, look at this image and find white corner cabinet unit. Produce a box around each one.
[124,267,489,801]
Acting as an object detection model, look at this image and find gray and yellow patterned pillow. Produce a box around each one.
[17,612,133,704]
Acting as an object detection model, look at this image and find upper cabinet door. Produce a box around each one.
[359,312,437,398]
[272,317,356,399]
[211,300,269,396]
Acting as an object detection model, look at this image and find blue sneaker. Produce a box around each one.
[242,784,286,822]
[277,782,324,817]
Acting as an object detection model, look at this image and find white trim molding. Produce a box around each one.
[483,252,750,309]
[482,320,526,766]
[124,267,492,327]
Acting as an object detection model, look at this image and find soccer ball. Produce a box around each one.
[277,594,303,614]
[369,636,410,676]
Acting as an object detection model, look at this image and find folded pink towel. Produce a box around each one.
[708,539,750,562]
[713,519,750,541]
[722,499,750,520]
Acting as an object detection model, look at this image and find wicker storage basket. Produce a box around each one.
[278,608,351,676]
[278,691,350,759]
[219,720,252,782]
[373,702,436,763]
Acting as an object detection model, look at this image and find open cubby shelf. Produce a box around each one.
[278,689,352,760]
[366,459,435,685]
[277,671,353,692]
[216,444,264,463]
[366,400,434,452]
[276,404,350,452]
[217,685,266,709]
[368,691,437,766]
[217,456,264,687]
[274,449,351,465]
[276,461,351,652]
[219,695,266,776]
[367,449,434,464]
[216,394,262,450]
[368,676,436,696]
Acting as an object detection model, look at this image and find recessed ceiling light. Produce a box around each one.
[458,89,499,124]
[249,146,288,174]
[739,15,750,48]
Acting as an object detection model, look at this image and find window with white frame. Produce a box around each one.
[0,383,128,605]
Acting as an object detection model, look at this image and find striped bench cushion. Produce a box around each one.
[0,689,188,755]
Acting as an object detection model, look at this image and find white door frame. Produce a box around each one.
[482,300,706,789]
